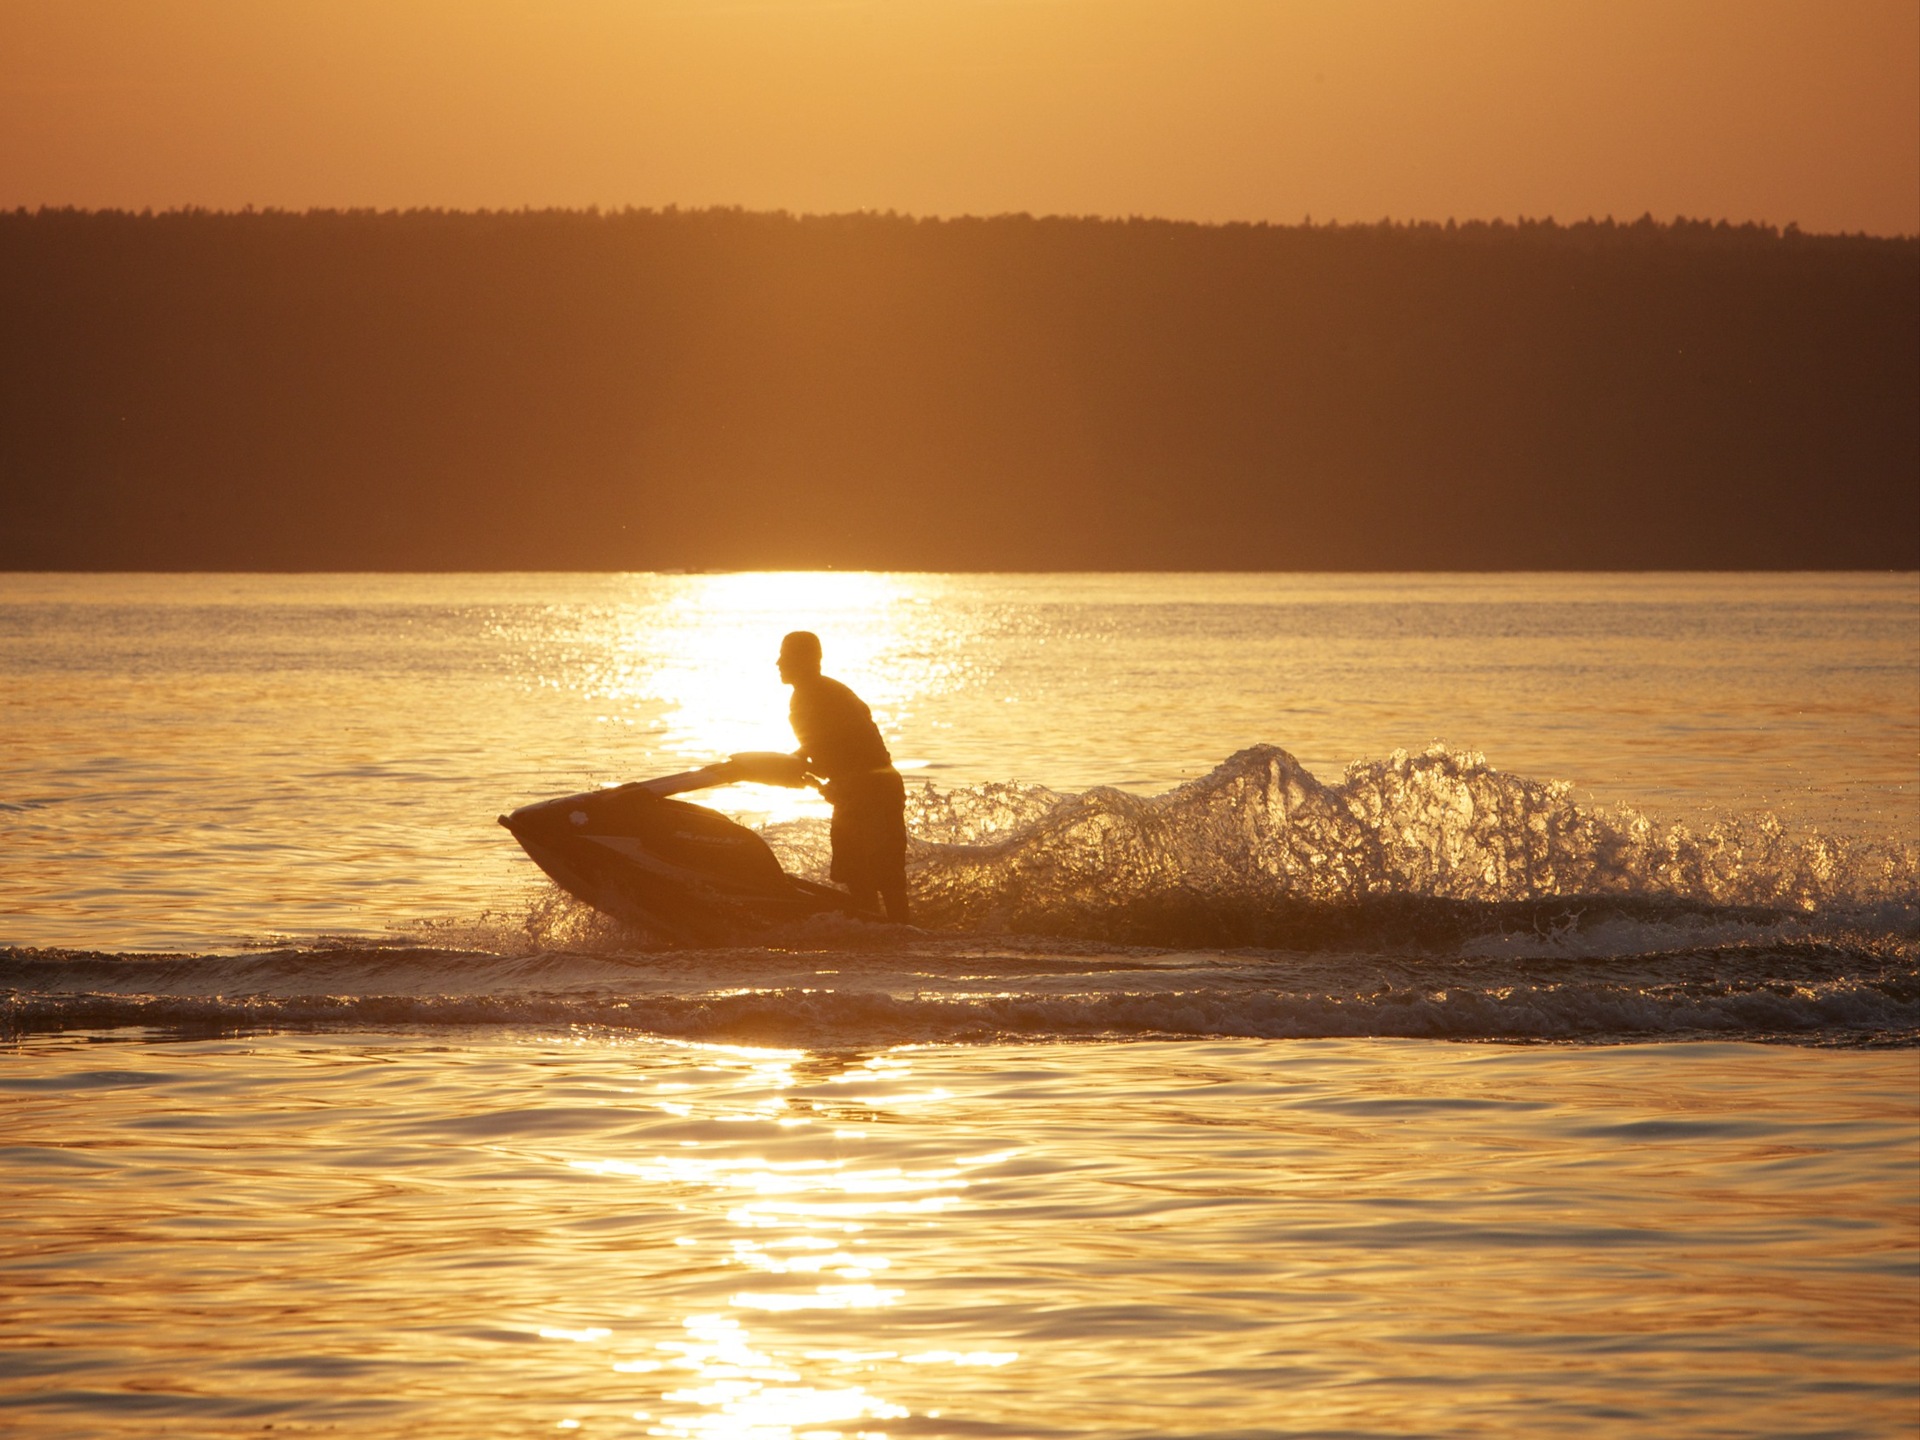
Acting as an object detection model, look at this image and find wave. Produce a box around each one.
[5,922,1914,1048]
[5,746,1913,1047]
[778,744,1915,947]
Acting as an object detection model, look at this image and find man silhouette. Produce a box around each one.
[777,631,910,923]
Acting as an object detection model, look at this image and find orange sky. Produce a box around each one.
[3,0,1916,234]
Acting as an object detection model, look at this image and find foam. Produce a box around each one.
[900,746,1918,943]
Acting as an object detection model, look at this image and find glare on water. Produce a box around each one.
[0,570,1913,951]
[3,574,1914,1437]
[1,1033,1914,1438]
[552,570,963,824]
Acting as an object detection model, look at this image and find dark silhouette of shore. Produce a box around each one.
[2,207,1913,570]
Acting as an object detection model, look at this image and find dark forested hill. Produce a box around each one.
[2,207,1914,570]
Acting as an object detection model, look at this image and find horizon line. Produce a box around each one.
[11,203,1917,243]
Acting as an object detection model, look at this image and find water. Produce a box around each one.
[3,571,1917,1435]
[3,570,1914,953]
[4,1032,1915,1439]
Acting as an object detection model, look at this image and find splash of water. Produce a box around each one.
[355,745,1920,956]
[893,746,1916,942]
[10,743,1915,1045]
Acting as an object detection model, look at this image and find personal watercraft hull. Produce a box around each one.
[499,764,853,944]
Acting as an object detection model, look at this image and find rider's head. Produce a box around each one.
[777,630,823,684]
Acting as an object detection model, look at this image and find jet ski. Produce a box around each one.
[499,752,861,944]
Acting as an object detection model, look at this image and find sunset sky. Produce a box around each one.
[3,0,1915,234]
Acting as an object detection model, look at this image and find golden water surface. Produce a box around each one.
[2,1034,1914,1437]
[2,571,1914,950]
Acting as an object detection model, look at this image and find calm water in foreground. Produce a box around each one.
[4,1032,1915,1439]
[2,572,1916,1436]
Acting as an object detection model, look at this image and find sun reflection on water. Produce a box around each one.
[529,571,988,825]
[556,1044,1016,1440]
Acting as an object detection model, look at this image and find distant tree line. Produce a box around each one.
[1,206,1913,570]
